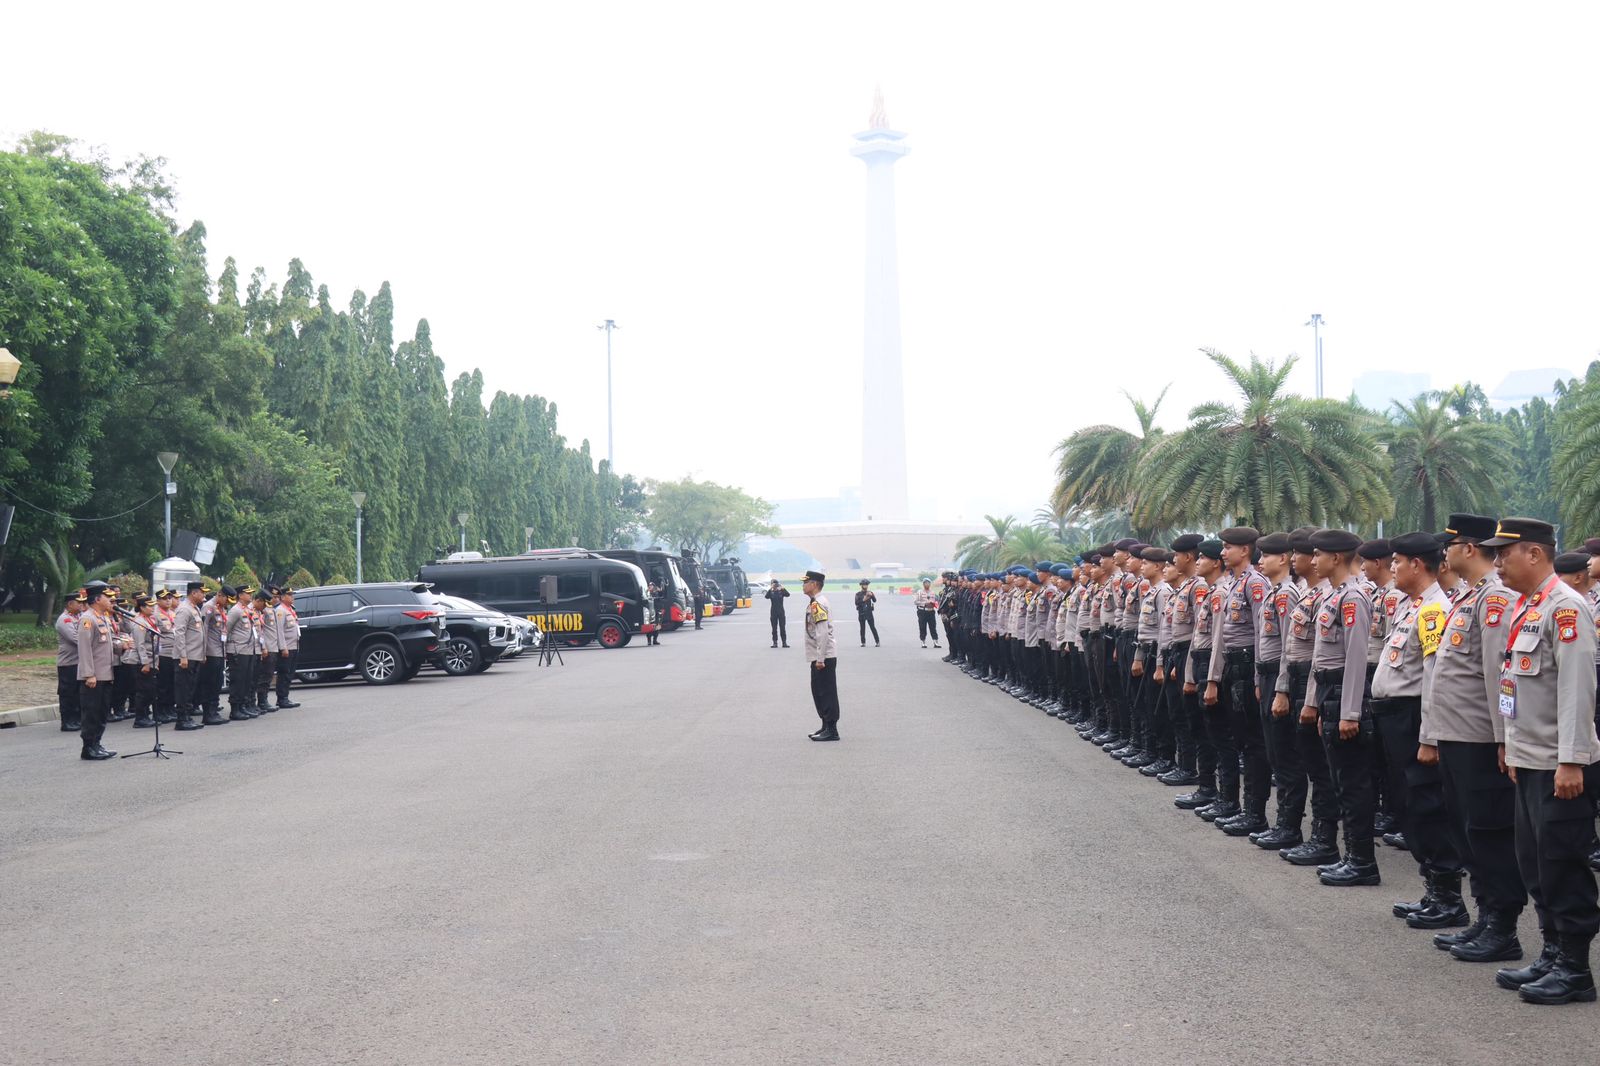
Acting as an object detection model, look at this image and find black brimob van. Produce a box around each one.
[417,551,653,649]
[595,548,696,631]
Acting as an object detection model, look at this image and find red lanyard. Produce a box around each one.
[1503,575,1560,657]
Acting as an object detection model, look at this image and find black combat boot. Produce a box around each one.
[1519,935,1597,1004]
[1281,819,1340,866]
[1434,908,1488,951]
[1392,877,1439,919]
[1450,910,1523,963]
[1252,822,1304,851]
[1320,838,1380,886]
[1173,785,1217,810]
[1496,934,1559,990]
[133,712,156,728]
[1406,872,1469,929]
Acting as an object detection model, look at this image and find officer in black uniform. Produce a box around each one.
[855,579,880,647]
[765,579,790,648]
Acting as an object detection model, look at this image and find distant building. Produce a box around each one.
[771,488,863,525]
[1489,368,1572,410]
[1352,370,1432,413]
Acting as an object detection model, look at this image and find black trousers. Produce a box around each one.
[228,652,256,710]
[1164,643,1195,770]
[770,613,787,645]
[57,664,81,728]
[1438,740,1525,914]
[1285,661,1338,823]
[174,661,200,718]
[1187,650,1218,788]
[111,662,136,715]
[1228,653,1270,817]
[917,609,938,643]
[809,658,840,728]
[1514,764,1600,939]
[254,654,273,704]
[78,679,109,747]
[1259,661,1307,827]
[1373,696,1462,877]
[941,616,957,655]
[156,657,175,714]
[276,650,298,704]
[1318,670,1377,862]
[201,655,225,713]
[132,665,156,717]
[858,613,879,646]
[1209,652,1249,806]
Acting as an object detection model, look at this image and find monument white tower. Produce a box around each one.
[851,87,910,522]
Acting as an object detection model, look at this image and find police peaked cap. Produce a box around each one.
[1197,539,1225,560]
[1218,527,1260,546]
[1481,517,1557,548]
[1390,531,1442,558]
[1555,552,1590,574]
[1442,513,1498,544]
[1170,533,1204,554]
[1357,539,1392,560]
[1311,529,1362,553]
[1256,532,1292,555]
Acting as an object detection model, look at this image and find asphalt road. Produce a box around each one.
[2,598,1594,1065]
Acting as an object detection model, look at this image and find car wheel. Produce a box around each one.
[440,637,481,676]
[359,642,404,685]
[597,621,626,649]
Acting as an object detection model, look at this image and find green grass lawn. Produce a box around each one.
[0,613,57,654]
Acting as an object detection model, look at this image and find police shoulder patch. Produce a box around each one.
[1343,601,1358,627]
[1251,583,1264,602]
[1555,607,1580,643]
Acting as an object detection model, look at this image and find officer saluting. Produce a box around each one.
[1481,517,1600,1004]
[802,570,840,742]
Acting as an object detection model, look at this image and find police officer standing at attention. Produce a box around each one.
[915,578,941,649]
[275,586,302,709]
[855,579,880,648]
[55,588,86,733]
[1482,517,1600,1004]
[76,583,118,760]
[172,581,208,730]
[766,579,790,649]
[254,588,278,712]
[200,584,229,724]
[1206,527,1271,837]
[225,587,258,721]
[802,570,840,742]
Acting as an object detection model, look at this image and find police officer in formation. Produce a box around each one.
[938,514,1600,1005]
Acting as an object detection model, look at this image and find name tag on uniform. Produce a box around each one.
[1499,676,1516,719]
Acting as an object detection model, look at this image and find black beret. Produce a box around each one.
[1218,526,1260,546]
[1170,533,1204,553]
[1585,538,1600,555]
[1139,546,1166,562]
[1390,531,1442,558]
[1113,538,1139,552]
[1312,529,1362,553]
[1481,517,1557,549]
[1442,513,1498,544]
[1290,531,1317,554]
[1357,539,1392,560]
[1198,538,1225,561]
[1555,552,1590,575]
[1257,532,1292,555]
[1084,552,1103,565]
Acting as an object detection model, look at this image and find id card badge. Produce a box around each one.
[1499,677,1517,719]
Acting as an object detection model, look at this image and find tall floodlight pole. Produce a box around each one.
[524,525,535,553]
[596,319,618,468]
[350,491,366,583]
[1305,314,1325,399]
[457,512,471,554]
[157,452,179,557]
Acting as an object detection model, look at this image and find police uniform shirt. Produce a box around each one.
[1367,581,1402,665]
[260,605,282,655]
[1118,570,1140,631]
[156,605,176,660]
[276,603,301,651]
[76,610,116,682]
[1208,566,1270,678]
[1588,586,1600,668]
[117,614,141,666]
[803,594,837,662]
[1498,577,1600,770]
[1421,575,1508,745]
[173,601,206,662]
[225,602,254,654]
[1277,580,1331,693]
[202,599,227,658]
[913,587,938,612]
[56,610,81,667]
[1256,578,1290,665]
[1154,580,1173,652]
[1189,576,1217,666]
[132,614,159,667]
[1371,581,1449,700]
[1022,587,1043,649]
[1136,578,1163,644]
[1305,575,1373,721]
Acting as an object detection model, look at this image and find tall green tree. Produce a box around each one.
[644,477,778,561]
[1137,350,1391,531]
[1381,393,1511,532]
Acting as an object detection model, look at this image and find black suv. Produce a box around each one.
[427,594,517,675]
[292,583,444,685]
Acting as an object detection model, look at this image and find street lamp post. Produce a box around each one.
[157,452,179,557]
[351,491,366,583]
[457,512,471,553]
[524,526,535,553]
[596,319,618,468]
[1305,314,1325,399]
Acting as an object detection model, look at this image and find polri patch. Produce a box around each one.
[1343,602,1358,628]
[1556,607,1580,643]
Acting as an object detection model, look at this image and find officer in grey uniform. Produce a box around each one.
[1277,530,1342,866]
[1303,528,1380,886]
[1183,540,1225,814]
[803,570,840,741]
[275,587,302,709]
[172,582,208,730]
[154,588,178,723]
[76,584,119,760]
[200,586,229,722]
[1424,513,1527,963]
[128,593,160,727]
[1253,531,1301,849]
[254,588,278,711]
[1482,517,1600,1004]
[55,589,86,733]
[1160,535,1206,791]
[1373,531,1464,926]
[1207,527,1272,837]
[225,587,259,720]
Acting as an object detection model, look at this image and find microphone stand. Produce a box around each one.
[117,609,181,760]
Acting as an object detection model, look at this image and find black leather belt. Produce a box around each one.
[1369,695,1420,714]
[1313,667,1344,685]
[1255,658,1280,676]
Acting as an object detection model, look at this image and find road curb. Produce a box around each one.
[0,704,59,729]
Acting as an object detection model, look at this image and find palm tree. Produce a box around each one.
[1050,386,1169,521]
[1382,393,1511,532]
[1000,526,1067,567]
[955,514,1016,571]
[1552,371,1600,537]
[1135,350,1391,532]
[34,537,128,621]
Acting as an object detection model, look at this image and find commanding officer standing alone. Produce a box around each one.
[76,584,119,761]
[803,570,840,742]
[1482,518,1600,1005]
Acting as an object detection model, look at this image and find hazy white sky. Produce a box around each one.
[8,2,1598,522]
